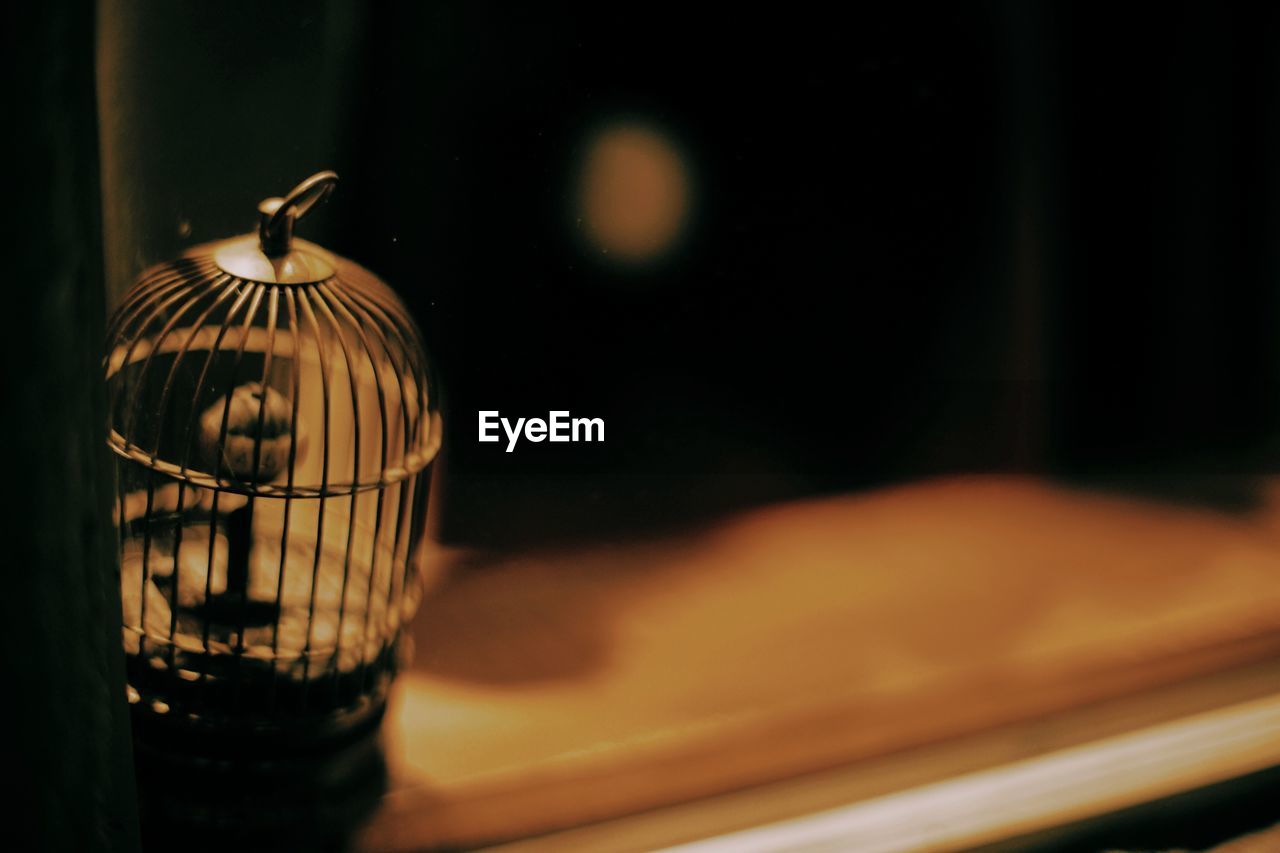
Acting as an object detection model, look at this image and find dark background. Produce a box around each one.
[96,1,1280,547]
[12,2,1280,850]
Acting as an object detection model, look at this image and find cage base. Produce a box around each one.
[131,702,387,850]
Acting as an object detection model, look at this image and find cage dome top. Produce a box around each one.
[105,172,441,498]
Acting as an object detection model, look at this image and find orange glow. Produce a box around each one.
[579,122,690,263]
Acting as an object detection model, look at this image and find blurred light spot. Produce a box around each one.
[579,122,690,263]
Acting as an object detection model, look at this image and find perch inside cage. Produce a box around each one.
[104,171,440,826]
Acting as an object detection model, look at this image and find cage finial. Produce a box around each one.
[258,170,340,256]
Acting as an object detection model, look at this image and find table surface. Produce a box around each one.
[353,476,1280,851]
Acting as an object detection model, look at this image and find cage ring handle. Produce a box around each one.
[257,170,339,256]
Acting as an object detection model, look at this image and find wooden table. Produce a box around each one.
[354,476,1280,851]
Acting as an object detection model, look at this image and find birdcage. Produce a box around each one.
[104,172,440,828]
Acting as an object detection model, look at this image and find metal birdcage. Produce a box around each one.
[104,172,440,829]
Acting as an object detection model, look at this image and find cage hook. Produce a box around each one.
[257,170,339,256]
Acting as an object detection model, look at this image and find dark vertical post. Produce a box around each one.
[998,0,1059,470]
[4,2,140,850]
